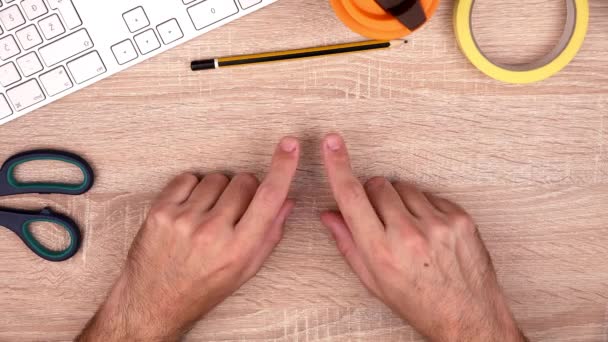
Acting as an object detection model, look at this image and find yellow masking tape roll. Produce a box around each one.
[454,0,589,84]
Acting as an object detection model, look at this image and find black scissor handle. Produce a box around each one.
[0,207,81,262]
[0,150,94,196]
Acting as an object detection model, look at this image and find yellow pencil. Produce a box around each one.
[191,40,406,71]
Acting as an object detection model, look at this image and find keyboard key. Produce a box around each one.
[123,6,149,33]
[187,0,239,30]
[0,94,13,120]
[238,0,262,9]
[39,13,65,40]
[22,0,48,20]
[39,29,93,66]
[111,39,137,65]
[0,35,20,60]
[47,0,81,29]
[134,29,160,55]
[7,78,45,111]
[67,50,105,84]
[157,19,183,45]
[16,24,42,50]
[0,5,25,30]
[0,62,21,86]
[40,66,72,96]
[16,52,42,76]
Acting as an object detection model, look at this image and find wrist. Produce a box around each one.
[77,275,181,342]
[437,316,525,342]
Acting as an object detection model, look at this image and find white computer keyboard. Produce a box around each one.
[0,0,277,125]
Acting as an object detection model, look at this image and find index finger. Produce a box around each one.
[238,136,300,235]
[321,134,385,243]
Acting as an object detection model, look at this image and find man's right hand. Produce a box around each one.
[78,137,300,342]
[320,133,526,342]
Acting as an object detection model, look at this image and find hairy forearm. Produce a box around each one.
[435,314,527,342]
[411,298,527,342]
[439,327,527,342]
[76,276,181,342]
[76,310,130,342]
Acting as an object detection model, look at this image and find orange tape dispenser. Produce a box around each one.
[330,0,440,40]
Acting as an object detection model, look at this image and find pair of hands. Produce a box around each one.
[78,134,525,342]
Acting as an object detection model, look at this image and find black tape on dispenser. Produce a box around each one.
[374,0,428,31]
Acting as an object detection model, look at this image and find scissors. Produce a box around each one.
[0,150,94,262]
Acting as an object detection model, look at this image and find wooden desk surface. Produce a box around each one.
[1,0,607,341]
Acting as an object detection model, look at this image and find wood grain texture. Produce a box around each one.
[1,0,607,341]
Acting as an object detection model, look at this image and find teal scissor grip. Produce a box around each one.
[0,150,94,196]
[0,208,81,262]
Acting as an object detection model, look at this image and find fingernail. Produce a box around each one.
[325,134,342,151]
[280,137,298,152]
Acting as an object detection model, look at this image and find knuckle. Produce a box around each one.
[372,246,396,271]
[404,233,429,252]
[204,212,227,227]
[174,212,196,235]
[148,204,167,217]
[393,182,424,199]
[395,213,416,228]
[235,172,260,188]
[364,176,387,192]
[451,212,476,235]
[429,222,452,241]
[225,248,247,269]
[192,230,215,248]
[256,183,281,204]
[205,172,230,184]
[393,181,412,192]
[176,172,198,183]
[148,204,174,225]
[342,180,367,203]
